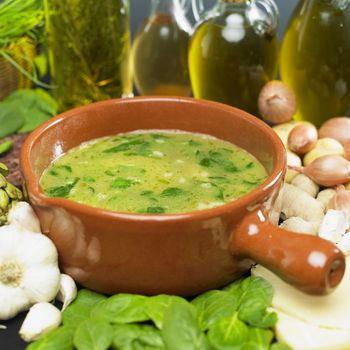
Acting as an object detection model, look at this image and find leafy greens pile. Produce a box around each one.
[27,276,291,350]
[0,88,57,139]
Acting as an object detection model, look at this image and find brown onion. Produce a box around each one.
[327,185,350,223]
[290,155,350,187]
[319,117,350,145]
[343,139,350,161]
[287,124,318,155]
[258,80,296,124]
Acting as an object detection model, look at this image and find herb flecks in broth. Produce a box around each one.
[40,131,267,214]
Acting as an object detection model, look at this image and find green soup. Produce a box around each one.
[40,131,267,214]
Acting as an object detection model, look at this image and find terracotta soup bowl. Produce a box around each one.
[21,97,345,296]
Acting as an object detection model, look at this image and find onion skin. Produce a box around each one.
[288,124,318,155]
[327,185,350,223]
[290,155,350,187]
[319,117,350,145]
[258,81,296,124]
[343,140,350,161]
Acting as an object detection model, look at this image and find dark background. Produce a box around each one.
[0,0,298,349]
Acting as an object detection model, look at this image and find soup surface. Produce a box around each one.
[40,130,267,214]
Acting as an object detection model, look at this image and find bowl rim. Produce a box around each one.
[20,96,286,223]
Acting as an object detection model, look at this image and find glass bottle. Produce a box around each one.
[132,0,192,96]
[44,0,132,112]
[280,0,350,127]
[189,0,279,117]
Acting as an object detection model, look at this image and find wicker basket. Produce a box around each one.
[0,37,35,100]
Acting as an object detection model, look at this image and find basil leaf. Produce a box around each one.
[270,343,293,350]
[207,312,249,350]
[6,89,57,133]
[160,187,185,197]
[246,328,274,349]
[91,294,149,324]
[62,289,107,327]
[225,276,277,328]
[73,319,113,350]
[113,324,165,350]
[162,299,210,350]
[0,102,24,138]
[145,294,186,329]
[191,290,239,331]
[0,140,13,156]
[26,326,75,350]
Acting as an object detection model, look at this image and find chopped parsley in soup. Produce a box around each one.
[40,131,267,214]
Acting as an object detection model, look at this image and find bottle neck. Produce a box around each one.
[150,0,174,15]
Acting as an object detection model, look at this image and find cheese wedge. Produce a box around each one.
[252,257,350,330]
[274,309,350,350]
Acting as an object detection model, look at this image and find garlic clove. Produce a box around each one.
[291,173,319,198]
[19,302,62,342]
[337,233,350,256]
[319,117,350,145]
[327,185,350,226]
[258,80,296,124]
[317,188,337,212]
[279,217,318,235]
[7,202,41,233]
[318,209,347,244]
[56,274,77,311]
[294,155,350,187]
[285,151,302,183]
[287,124,318,155]
[303,138,344,165]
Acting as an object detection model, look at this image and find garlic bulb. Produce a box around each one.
[7,202,41,233]
[56,274,77,311]
[19,302,62,342]
[258,81,296,124]
[287,124,318,155]
[0,225,60,320]
[293,155,350,187]
[319,117,350,145]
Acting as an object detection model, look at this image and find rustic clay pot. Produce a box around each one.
[21,97,345,296]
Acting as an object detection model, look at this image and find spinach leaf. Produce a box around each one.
[161,299,210,350]
[191,290,239,331]
[6,89,57,133]
[225,276,277,328]
[111,178,136,189]
[113,324,165,350]
[26,326,75,350]
[45,178,79,198]
[91,294,149,324]
[73,319,114,350]
[145,294,186,329]
[160,187,185,197]
[207,312,249,350]
[62,289,107,327]
[0,102,24,138]
[0,140,13,155]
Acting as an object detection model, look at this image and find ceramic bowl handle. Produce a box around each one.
[230,209,345,295]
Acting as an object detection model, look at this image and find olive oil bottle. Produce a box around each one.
[44,0,132,112]
[131,0,192,96]
[189,0,279,116]
[280,0,350,126]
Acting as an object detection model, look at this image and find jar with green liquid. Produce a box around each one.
[280,0,350,126]
[44,0,132,112]
[189,0,279,116]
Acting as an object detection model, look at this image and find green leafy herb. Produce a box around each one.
[111,178,136,189]
[270,343,293,350]
[0,102,24,138]
[247,327,274,349]
[62,289,107,327]
[26,326,75,350]
[145,295,187,329]
[162,299,210,350]
[188,140,201,146]
[113,324,165,350]
[83,176,96,183]
[151,134,170,140]
[73,320,114,350]
[160,187,185,197]
[91,294,149,324]
[45,178,79,198]
[191,290,239,331]
[208,176,229,184]
[0,140,13,155]
[140,190,154,196]
[144,206,166,214]
[5,89,58,133]
[103,140,150,154]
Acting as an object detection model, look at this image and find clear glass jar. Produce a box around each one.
[44,0,132,112]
